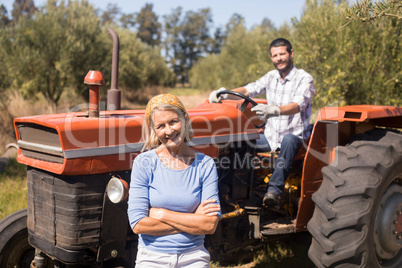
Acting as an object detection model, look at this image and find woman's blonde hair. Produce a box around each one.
[141,104,194,151]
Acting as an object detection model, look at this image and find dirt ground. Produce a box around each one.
[176,92,210,109]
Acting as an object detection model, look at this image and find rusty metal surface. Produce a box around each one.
[88,85,100,118]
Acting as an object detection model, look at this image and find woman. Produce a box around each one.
[128,94,221,267]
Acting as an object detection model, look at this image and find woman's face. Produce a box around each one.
[152,109,185,149]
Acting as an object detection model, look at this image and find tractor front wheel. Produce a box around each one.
[0,209,34,268]
[308,129,402,267]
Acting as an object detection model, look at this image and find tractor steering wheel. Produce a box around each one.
[216,90,266,129]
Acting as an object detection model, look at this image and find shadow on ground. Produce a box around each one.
[212,232,315,268]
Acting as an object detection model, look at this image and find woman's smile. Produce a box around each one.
[152,109,185,148]
[167,133,179,141]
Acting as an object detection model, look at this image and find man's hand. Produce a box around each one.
[209,87,228,103]
[251,104,281,121]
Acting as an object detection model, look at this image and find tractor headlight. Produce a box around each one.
[106,176,129,203]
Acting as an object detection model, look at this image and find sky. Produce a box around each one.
[1,0,307,29]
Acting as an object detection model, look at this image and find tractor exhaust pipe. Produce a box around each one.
[84,70,105,118]
[107,28,121,111]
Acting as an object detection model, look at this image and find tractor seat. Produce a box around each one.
[255,136,310,169]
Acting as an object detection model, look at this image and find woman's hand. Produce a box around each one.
[146,201,220,235]
[195,199,220,216]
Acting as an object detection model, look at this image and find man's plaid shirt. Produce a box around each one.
[244,66,315,150]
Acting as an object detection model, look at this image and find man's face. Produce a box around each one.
[270,46,294,74]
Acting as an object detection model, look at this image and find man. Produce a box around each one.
[209,38,315,208]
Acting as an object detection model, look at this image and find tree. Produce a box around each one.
[163,7,182,68]
[101,3,119,25]
[0,4,11,27]
[120,13,136,29]
[114,28,174,100]
[190,23,279,90]
[164,7,214,85]
[181,9,213,69]
[292,0,401,108]
[11,0,36,23]
[259,18,276,32]
[225,13,245,34]
[136,3,161,46]
[1,0,105,107]
[208,27,225,54]
[341,0,401,28]
[0,0,174,107]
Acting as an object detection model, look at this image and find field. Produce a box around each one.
[0,158,27,221]
[0,87,315,267]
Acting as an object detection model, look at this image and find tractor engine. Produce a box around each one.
[26,167,134,264]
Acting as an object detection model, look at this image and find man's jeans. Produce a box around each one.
[255,133,303,196]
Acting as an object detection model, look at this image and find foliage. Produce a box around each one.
[225,13,246,33]
[119,12,136,29]
[0,4,11,27]
[163,7,216,85]
[292,0,401,108]
[0,0,174,107]
[190,0,401,109]
[342,0,402,28]
[100,3,120,25]
[116,28,175,95]
[291,0,351,109]
[136,3,161,46]
[190,24,281,90]
[11,0,36,23]
[0,0,105,106]
[0,0,400,110]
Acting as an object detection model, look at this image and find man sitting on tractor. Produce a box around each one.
[209,38,315,208]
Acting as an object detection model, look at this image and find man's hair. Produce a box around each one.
[269,38,292,54]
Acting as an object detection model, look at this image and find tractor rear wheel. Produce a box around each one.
[307,129,402,267]
[0,209,34,268]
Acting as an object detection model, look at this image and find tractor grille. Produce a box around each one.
[17,124,64,163]
[27,167,109,262]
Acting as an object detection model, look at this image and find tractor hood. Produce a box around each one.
[14,101,260,175]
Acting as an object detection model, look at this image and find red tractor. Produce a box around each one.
[0,29,401,268]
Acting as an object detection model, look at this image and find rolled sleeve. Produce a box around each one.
[244,72,272,98]
[128,154,153,230]
[292,73,314,111]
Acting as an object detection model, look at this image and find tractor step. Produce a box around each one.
[260,217,296,236]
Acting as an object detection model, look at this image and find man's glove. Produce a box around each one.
[251,104,281,121]
[209,87,228,103]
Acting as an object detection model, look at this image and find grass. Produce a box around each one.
[0,158,27,221]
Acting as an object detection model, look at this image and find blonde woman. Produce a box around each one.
[128,94,221,267]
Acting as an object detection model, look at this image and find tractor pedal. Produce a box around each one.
[260,217,296,236]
